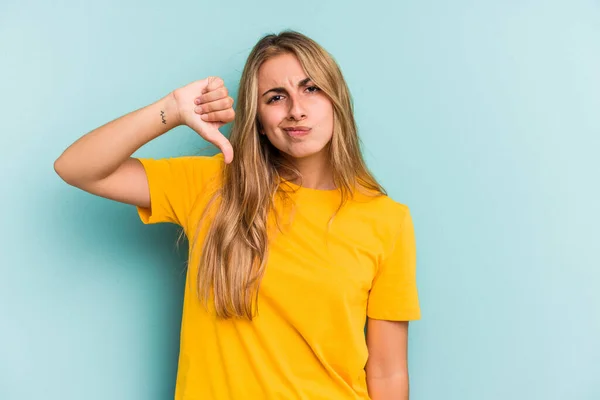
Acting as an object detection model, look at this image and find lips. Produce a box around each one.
[283,126,311,137]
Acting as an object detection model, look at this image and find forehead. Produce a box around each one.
[257,53,308,89]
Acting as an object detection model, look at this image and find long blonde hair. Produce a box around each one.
[191,30,385,320]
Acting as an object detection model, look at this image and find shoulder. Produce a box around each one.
[137,153,225,183]
[165,152,225,173]
[352,191,410,228]
[373,195,411,237]
[369,195,409,215]
[172,153,226,193]
[351,194,412,242]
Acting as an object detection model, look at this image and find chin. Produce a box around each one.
[282,145,329,160]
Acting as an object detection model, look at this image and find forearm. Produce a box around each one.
[54,92,180,184]
[367,372,410,400]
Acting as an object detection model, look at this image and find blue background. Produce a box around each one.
[1,0,599,399]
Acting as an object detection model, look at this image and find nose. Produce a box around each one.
[287,95,307,121]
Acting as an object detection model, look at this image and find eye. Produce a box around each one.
[306,85,320,93]
[267,95,283,104]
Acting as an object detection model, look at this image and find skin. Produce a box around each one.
[256,53,336,190]
[366,320,411,399]
[55,59,412,398]
[256,53,412,399]
[53,76,235,209]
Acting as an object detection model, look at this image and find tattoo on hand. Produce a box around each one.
[160,110,167,124]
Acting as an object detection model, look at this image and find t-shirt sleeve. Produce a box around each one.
[135,154,223,230]
[367,207,421,321]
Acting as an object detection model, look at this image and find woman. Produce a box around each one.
[55,30,421,400]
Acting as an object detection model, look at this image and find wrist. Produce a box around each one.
[159,92,182,129]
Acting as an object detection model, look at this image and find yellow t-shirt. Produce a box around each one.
[136,153,420,400]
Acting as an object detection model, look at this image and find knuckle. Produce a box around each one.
[207,76,218,90]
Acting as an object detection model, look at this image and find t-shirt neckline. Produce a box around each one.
[278,179,342,199]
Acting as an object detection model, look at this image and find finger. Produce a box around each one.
[203,76,224,94]
[203,128,234,164]
[200,109,235,123]
[195,97,234,114]
[196,87,229,104]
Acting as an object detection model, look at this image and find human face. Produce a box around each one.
[256,53,334,161]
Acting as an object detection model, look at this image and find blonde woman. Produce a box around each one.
[55,30,421,400]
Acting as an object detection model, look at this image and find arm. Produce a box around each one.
[54,93,180,208]
[54,77,234,208]
[365,319,411,400]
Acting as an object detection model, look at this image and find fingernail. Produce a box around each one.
[195,106,202,113]
[201,114,207,120]
[194,99,201,105]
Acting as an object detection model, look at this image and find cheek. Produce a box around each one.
[314,101,334,130]
[258,107,284,129]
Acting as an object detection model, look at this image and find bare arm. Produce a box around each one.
[54,94,180,208]
[54,77,235,208]
[365,319,411,400]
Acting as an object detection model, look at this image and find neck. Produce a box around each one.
[284,150,335,190]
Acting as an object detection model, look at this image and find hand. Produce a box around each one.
[171,77,235,163]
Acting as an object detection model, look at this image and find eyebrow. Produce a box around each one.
[262,77,313,97]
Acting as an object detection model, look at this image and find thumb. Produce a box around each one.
[202,126,234,164]
[203,76,225,94]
